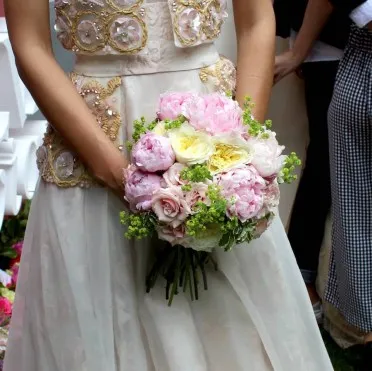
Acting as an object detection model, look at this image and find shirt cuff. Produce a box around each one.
[350,0,372,27]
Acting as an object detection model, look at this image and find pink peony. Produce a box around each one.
[157,92,194,120]
[0,297,12,317]
[157,224,186,245]
[152,187,191,228]
[247,132,286,178]
[132,133,175,172]
[217,165,266,222]
[186,93,245,135]
[124,166,163,212]
[163,163,186,187]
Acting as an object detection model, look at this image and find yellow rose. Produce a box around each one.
[168,124,215,165]
[208,135,253,174]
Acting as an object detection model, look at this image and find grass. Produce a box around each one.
[322,329,364,371]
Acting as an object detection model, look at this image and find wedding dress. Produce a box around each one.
[4,0,334,370]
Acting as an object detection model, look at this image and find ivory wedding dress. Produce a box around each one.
[4,0,333,370]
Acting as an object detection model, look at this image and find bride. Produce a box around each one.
[3,0,333,370]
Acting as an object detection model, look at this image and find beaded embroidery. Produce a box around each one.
[54,0,227,54]
[199,56,236,95]
[37,74,123,188]
[169,0,227,48]
[55,0,148,54]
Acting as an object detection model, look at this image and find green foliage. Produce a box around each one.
[220,216,257,251]
[186,185,226,237]
[120,211,156,239]
[147,119,159,131]
[164,115,186,130]
[180,164,212,183]
[131,116,148,142]
[280,152,302,184]
[181,184,192,192]
[242,96,272,138]
[0,201,30,258]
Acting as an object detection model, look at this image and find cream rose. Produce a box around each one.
[152,121,167,136]
[208,134,253,174]
[168,123,215,165]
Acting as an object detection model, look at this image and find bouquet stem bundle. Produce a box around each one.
[146,245,217,306]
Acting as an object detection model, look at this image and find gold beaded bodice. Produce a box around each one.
[54,0,228,55]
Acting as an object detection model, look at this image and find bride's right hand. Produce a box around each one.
[89,146,129,198]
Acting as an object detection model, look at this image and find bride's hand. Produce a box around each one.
[89,146,129,198]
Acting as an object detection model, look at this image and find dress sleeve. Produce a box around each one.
[349,0,372,27]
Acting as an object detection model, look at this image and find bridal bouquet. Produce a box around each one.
[120,92,300,305]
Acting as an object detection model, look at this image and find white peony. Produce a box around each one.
[247,131,286,178]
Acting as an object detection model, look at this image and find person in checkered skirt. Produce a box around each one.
[275,0,372,368]
[326,0,372,366]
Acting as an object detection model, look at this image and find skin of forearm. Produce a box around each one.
[235,12,275,121]
[292,0,334,62]
[15,47,125,181]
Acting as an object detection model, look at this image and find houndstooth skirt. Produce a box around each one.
[326,24,372,332]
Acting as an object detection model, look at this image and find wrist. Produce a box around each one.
[290,48,307,66]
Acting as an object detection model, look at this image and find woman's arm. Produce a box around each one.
[4,0,127,193]
[233,0,275,121]
[274,0,333,84]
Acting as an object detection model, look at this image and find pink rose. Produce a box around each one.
[163,163,186,187]
[124,166,163,212]
[247,132,286,178]
[186,93,245,135]
[157,92,195,120]
[0,297,12,317]
[132,133,175,172]
[152,187,191,228]
[157,224,186,245]
[217,165,266,222]
[259,181,280,217]
[184,182,210,210]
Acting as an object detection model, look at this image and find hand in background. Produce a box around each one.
[274,50,303,84]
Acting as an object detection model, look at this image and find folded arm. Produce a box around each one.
[274,0,333,84]
[4,0,127,193]
[233,0,275,121]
